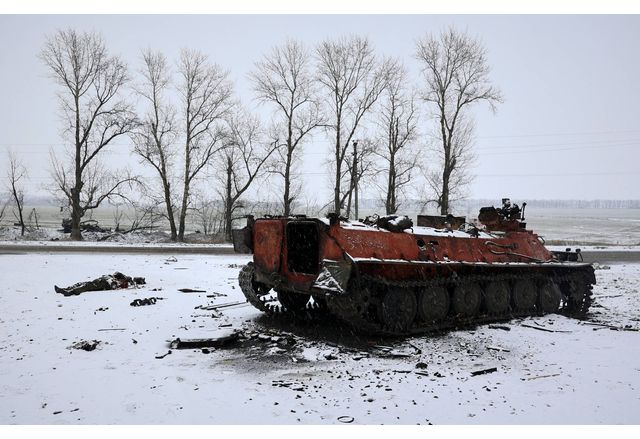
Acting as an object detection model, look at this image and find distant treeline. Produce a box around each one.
[459,199,640,210]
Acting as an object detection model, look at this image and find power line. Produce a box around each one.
[4,135,640,155]
[479,171,640,177]
[475,137,640,151]
[477,128,640,139]
[480,141,640,156]
[1,169,637,181]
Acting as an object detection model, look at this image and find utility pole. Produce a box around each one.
[354,141,359,220]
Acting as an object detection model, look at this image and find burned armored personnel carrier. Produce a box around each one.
[232,199,595,335]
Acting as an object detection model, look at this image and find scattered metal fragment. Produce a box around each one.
[487,346,510,353]
[415,362,428,369]
[206,292,227,298]
[337,416,354,424]
[97,328,126,331]
[471,367,498,376]
[69,340,100,351]
[130,297,157,307]
[526,373,560,381]
[178,288,207,293]
[592,263,611,270]
[169,331,241,349]
[155,350,172,359]
[198,301,248,311]
[521,323,571,333]
[582,321,639,332]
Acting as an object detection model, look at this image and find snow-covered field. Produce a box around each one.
[1,251,639,424]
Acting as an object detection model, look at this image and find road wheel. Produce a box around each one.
[512,279,537,311]
[277,290,310,312]
[564,277,589,315]
[379,288,417,332]
[538,280,562,313]
[417,286,449,323]
[485,281,510,314]
[452,283,482,317]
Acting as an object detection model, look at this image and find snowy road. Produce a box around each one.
[1,251,639,424]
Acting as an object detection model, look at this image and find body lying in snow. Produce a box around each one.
[54,272,146,296]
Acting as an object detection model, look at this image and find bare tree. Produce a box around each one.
[423,115,476,211]
[6,151,27,235]
[214,109,277,241]
[316,35,389,215]
[0,198,8,225]
[416,27,502,214]
[176,49,233,241]
[191,196,224,237]
[249,39,323,216]
[374,63,420,215]
[133,49,180,240]
[40,29,138,240]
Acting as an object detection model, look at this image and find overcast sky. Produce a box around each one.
[1,14,639,202]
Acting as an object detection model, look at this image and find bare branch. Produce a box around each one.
[415,27,502,214]
[5,150,28,235]
[315,35,389,215]
[40,29,137,239]
[176,48,234,241]
[249,39,323,216]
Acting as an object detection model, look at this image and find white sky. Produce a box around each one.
[1,14,639,201]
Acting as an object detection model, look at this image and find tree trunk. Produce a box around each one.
[162,178,177,241]
[178,137,191,242]
[333,120,342,215]
[439,117,451,215]
[353,144,359,220]
[18,207,25,236]
[440,164,451,215]
[11,180,26,236]
[386,153,396,215]
[224,157,233,242]
[71,94,83,241]
[70,188,82,240]
[178,184,188,242]
[283,148,292,217]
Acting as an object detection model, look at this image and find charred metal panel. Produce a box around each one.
[253,220,284,274]
[417,214,466,229]
[232,227,253,253]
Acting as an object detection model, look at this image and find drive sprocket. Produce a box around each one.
[238,262,272,314]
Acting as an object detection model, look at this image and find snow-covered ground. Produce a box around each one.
[0,251,639,424]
